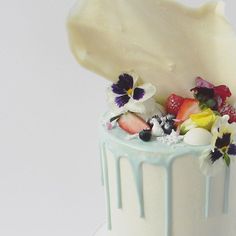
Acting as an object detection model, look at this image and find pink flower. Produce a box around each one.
[196,77,214,89]
[192,77,232,109]
[213,85,231,104]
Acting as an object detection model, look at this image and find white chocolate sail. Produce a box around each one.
[67,0,236,102]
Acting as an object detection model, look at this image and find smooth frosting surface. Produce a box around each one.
[68,0,236,102]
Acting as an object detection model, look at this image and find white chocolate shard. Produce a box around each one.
[67,0,236,102]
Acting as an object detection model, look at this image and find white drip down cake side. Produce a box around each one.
[97,122,236,236]
[67,0,236,235]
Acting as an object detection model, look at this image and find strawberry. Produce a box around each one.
[219,103,236,123]
[166,94,184,115]
[118,112,150,134]
[176,98,200,124]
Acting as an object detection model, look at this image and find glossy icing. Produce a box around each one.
[99,124,231,236]
[223,167,231,214]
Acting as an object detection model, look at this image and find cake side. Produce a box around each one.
[99,123,236,236]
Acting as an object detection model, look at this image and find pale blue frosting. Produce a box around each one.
[99,123,231,236]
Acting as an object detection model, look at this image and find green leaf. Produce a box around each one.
[200,103,208,110]
[213,111,221,116]
[224,153,231,167]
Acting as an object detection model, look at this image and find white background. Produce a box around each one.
[0,0,235,236]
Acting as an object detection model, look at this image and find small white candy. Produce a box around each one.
[184,128,212,146]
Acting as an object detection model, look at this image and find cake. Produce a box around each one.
[67,0,236,235]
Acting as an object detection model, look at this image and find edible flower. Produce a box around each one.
[108,72,156,114]
[190,108,216,131]
[210,115,236,166]
[200,115,236,175]
[191,77,231,110]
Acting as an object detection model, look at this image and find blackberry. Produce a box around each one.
[139,129,152,142]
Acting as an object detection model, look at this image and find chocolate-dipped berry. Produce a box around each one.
[162,121,175,135]
[150,115,162,123]
[151,113,176,135]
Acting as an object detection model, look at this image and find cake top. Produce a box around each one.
[68,0,236,102]
[103,73,236,175]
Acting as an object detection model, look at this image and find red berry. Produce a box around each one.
[166,94,184,115]
[176,98,200,124]
[118,112,150,134]
[219,103,236,123]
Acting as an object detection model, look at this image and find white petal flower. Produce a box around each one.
[199,149,225,176]
[107,72,157,117]
[199,115,236,175]
[211,115,236,150]
[132,83,157,103]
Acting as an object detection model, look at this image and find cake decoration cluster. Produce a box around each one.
[106,72,236,170]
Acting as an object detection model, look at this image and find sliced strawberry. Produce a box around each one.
[166,94,184,115]
[118,112,150,134]
[176,98,200,124]
[219,103,236,123]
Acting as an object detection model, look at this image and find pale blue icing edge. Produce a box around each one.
[100,143,112,230]
[99,124,231,236]
[204,176,212,218]
[99,145,104,186]
[223,166,231,214]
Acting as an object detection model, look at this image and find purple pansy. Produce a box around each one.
[210,133,236,166]
[200,115,236,175]
[107,72,156,115]
[210,115,236,167]
[112,74,145,107]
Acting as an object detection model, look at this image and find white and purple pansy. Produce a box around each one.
[210,115,236,166]
[107,72,156,114]
[200,115,236,176]
[112,73,146,107]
